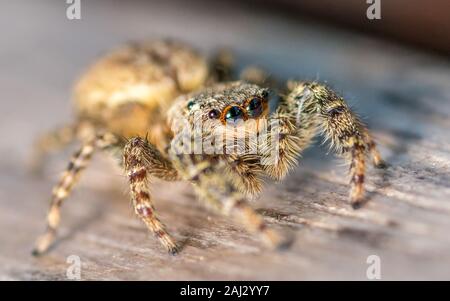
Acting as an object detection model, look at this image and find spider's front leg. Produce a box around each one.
[123,137,180,254]
[281,81,385,208]
[169,150,289,250]
[32,132,118,255]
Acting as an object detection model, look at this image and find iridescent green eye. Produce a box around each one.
[246,97,263,118]
[225,106,244,122]
[187,100,195,110]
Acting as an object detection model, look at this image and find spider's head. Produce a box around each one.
[181,81,271,133]
[167,81,272,155]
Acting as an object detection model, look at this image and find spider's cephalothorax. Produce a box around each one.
[31,40,385,256]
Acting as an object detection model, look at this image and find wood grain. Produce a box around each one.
[0,0,449,280]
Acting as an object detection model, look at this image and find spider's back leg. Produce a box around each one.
[32,132,118,255]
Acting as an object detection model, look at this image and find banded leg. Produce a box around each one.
[32,133,117,255]
[363,132,386,168]
[169,150,288,249]
[284,81,385,208]
[29,123,78,174]
[123,137,180,254]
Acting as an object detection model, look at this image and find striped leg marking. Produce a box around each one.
[124,137,179,255]
[285,81,385,208]
[32,133,117,255]
[33,140,95,255]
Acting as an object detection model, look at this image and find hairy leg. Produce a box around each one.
[260,110,313,180]
[224,154,265,197]
[32,133,118,255]
[169,149,289,249]
[123,137,180,254]
[284,81,385,208]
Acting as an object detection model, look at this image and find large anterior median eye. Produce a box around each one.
[223,106,244,123]
[245,97,263,118]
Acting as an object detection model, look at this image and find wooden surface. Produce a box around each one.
[1,0,450,280]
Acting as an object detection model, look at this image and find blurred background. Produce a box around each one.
[0,0,449,280]
[255,0,450,54]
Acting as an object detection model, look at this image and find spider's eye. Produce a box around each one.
[187,100,195,110]
[208,109,220,119]
[224,106,244,123]
[246,97,263,118]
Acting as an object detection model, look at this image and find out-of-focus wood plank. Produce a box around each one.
[0,0,449,280]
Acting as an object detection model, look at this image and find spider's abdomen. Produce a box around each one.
[73,40,208,141]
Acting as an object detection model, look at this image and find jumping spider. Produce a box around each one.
[31,40,385,255]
